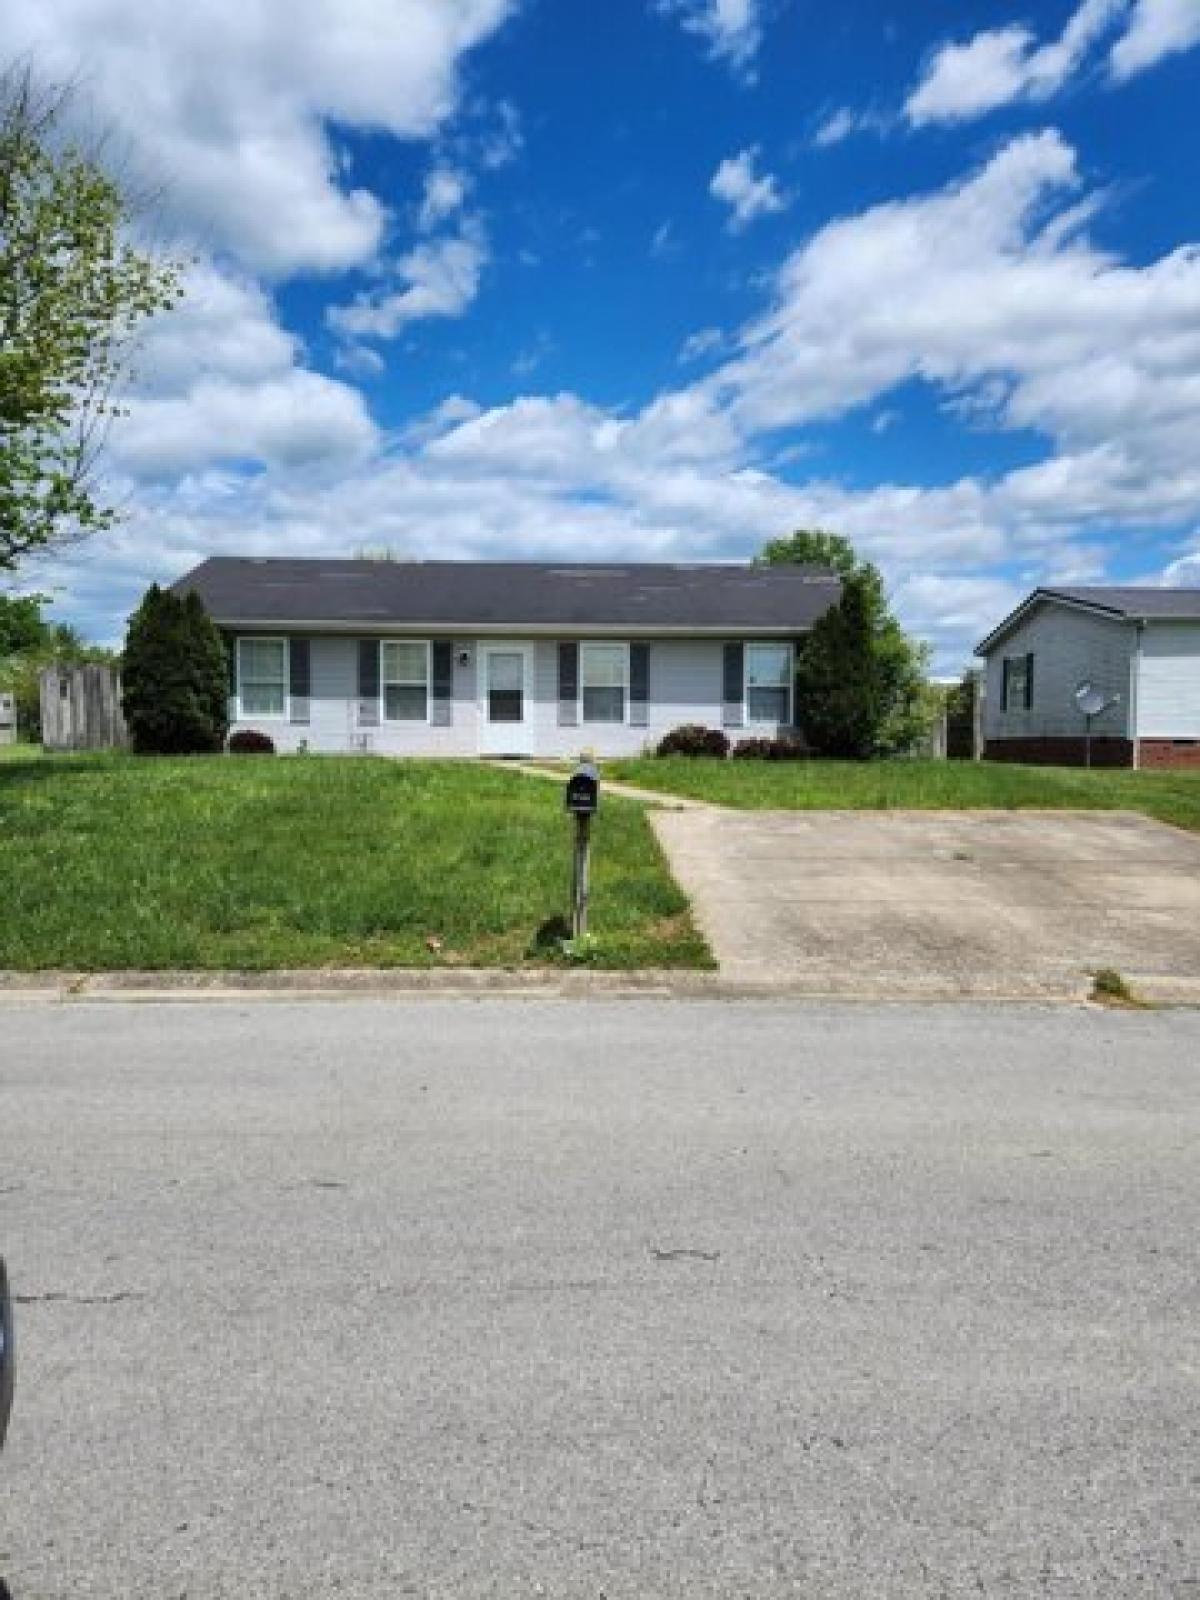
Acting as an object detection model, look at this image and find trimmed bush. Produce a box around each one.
[228,728,276,756]
[656,724,730,759]
[122,585,229,755]
[732,736,808,761]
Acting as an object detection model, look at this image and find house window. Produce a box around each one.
[238,638,288,718]
[746,643,792,724]
[382,640,430,722]
[1002,653,1034,711]
[581,642,628,724]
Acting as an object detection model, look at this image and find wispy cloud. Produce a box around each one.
[418,167,469,232]
[906,0,1128,125]
[812,106,893,148]
[328,228,489,341]
[679,327,725,363]
[656,0,762,79]
[710,148,786,231]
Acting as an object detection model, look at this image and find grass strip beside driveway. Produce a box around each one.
[607,756,1200,833]
[0,753,710,971]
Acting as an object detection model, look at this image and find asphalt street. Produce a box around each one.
[1,997,1198,1597]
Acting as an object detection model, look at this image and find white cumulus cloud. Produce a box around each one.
[905,0,1200,125]
[0,0,516,276]
[110,263,377,477]
[906,0,1128,125]
[1111,0,1200,78]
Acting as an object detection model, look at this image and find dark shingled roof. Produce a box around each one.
[1039,586,1200,620]
[174,558,841,633]
[976,584,1200,653]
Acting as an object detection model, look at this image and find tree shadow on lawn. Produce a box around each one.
[0,752,156,793]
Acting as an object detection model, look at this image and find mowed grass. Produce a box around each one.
[608,756,1200,833]
[0,753,710,971]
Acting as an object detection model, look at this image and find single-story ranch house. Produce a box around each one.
[977,585,1200,769]
[175,557,841,757]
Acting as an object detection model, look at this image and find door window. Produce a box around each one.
[488,652,524,723]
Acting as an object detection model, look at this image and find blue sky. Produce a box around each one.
[5,0,1200,670]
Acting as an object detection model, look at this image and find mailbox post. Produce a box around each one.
[565,761,600,939]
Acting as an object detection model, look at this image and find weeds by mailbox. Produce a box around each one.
[565,760,599,937]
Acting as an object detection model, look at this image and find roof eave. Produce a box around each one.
[974,589,1132,656]
[208,619,820,636]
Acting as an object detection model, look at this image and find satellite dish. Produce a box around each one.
[1074,681,1108,718]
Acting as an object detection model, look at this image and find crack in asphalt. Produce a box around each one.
[14,1290,146,1306]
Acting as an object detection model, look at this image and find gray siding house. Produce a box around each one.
[976,586,1200,769]
[175,558,841,758]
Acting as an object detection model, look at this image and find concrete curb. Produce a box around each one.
[0,967,1196,1008]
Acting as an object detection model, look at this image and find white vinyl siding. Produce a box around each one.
[745,642,792,725]
[1136,623,1200,738]
[982,602,1134,741]
[382,640,430,723]
[580,642,628,724]
[226,633,806,756]
[238,637,288,720]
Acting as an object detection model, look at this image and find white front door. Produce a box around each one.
[478,642,535,755]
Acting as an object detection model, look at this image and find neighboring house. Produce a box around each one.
[173,558,841,757]
[976,586,1200,769]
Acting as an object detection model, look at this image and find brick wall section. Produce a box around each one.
[984,736,1134,768]
[986,736,1200,769]
[1137,739,1200,770]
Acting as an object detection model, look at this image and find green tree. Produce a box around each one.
[757,528,933,757]
[1,64,183,572]
[792,573,886,758]
[0,590,49,655]
[121,584,229,755]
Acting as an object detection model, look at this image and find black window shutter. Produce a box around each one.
[431,640,454,727]
[1001,658,1011,712]
[358,638,379,728]
[222,634,237,700]
[1025,652,1035,711]
[558,641,579,727]
[722,642,744,728]
[289,638,311,725]
[629,643,650,728]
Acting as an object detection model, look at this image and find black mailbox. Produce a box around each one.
[565,761,600,815]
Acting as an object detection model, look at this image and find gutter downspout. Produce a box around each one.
[1129,620,1144,770]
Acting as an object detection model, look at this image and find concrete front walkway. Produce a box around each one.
[503,760,712,809]
[651,807,1200,1002]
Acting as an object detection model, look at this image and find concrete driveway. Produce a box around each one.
[651,808,1200,1000]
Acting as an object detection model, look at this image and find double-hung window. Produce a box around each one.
[746,643,792,724]
[581,643,627,724]
[382,641,430,723]
[238,638,288,718]
[1002,653,1033,712]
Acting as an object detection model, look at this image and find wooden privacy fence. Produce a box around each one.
[39,664,129,752]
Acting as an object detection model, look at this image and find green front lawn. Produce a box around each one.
[0,753,709,971]
[608,756,1200,833]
